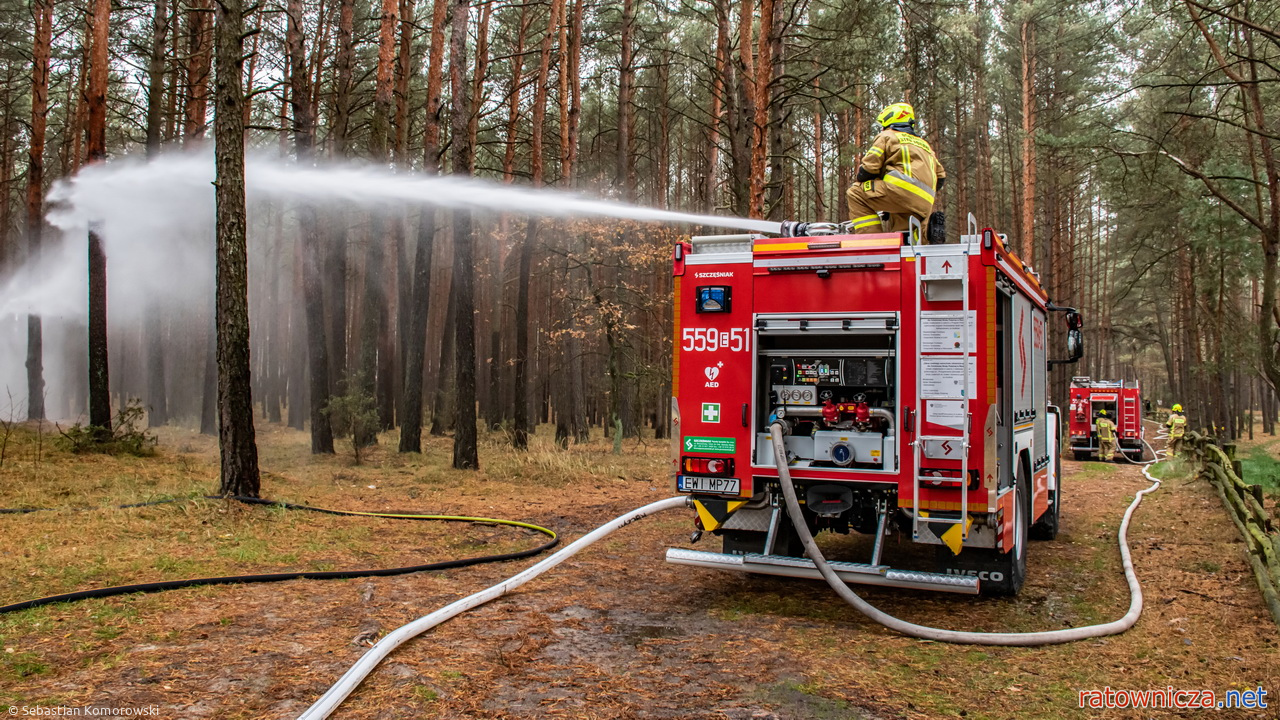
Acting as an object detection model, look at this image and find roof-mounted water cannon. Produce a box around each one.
[778,220,843,238]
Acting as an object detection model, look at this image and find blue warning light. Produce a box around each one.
[696,286,731,313]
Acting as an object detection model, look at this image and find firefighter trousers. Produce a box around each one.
[1098,437,1116,461]
[1169,435,1184,457]
[847,178,933,235]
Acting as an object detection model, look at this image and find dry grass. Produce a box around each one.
[0,421,1277,719]
[0,423,630,611]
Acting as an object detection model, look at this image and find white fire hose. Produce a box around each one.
[296,496,688,720]
[299,428,1170,716]
[771,421,1169,646]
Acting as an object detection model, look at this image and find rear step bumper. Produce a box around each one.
[665,548,980,595]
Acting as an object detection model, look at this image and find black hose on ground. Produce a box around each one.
[0,496,559,615]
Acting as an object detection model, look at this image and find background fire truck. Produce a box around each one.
[1068,377,1145,461]
[666,219,1083,597]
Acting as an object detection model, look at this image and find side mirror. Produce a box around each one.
[1066,328,1083,363]
[1047,305,1084,368]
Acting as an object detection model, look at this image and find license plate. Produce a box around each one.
[677,475,741,495]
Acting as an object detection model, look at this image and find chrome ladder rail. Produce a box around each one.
[910,230,973,541]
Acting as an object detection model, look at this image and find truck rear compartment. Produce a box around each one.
[670,225,1067,596]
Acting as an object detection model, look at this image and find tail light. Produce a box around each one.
[682,456,735,477]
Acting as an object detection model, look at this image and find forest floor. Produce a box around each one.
[0,420,1277,719]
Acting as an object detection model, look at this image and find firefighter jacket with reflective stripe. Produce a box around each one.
[1096,417,1116,441]
[1165,413,1187,438]
[859,129,947,207]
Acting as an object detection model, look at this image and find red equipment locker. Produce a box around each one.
[667,221,1083,597]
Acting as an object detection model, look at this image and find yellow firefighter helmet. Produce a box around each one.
[1097,409,1108,417]
[876,102,915,128]
[1172,403,1182,412]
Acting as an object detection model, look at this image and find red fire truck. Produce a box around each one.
[1067,377,1144,461]
[665,219,1083,596]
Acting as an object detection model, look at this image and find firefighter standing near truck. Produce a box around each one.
[1165,403,1187,457]
[846,102,947,235]
[1095,409,1118,461]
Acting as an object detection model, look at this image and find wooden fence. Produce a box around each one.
[1184,431,1280,629]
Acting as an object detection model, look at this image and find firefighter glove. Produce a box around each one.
[856,166,877,183]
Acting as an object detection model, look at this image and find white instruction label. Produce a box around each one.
[921,311,977,353]
[925,256,965,277]
[920,357,977,399]
[926,400,967,429]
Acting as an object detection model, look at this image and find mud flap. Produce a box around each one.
[918,511,976,555]
[692,497,747,532]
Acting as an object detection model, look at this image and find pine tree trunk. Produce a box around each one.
[26,0,52,422]
[1018,18,1036,260]
[972,0,995,226]
[288,0,334,452]
[399,0,450,453]
[617,0,635,199]
[86,0,111,432]
[325,0,355,389]
[764,0,784,220]
[707,0,728,213]
[566,0,583,182]
[514,0,563,449]
[729,0,754,217]
[430,287,456,436]
[332,0,355,153]
[401,207,437,450]
[748,0,772,219]
[513,217,537,448]
[450,0,478,469]
[501,5,530,182]
[836,107,850,221]
[353,0,401,442]
[812,73,824,221]
[392,0,415,426]
[200,315,217,434]
[486,329,502,430]
[394,0,415,164]
[213,0,260,497]
[287,253,308,430]
[184,0,212,140]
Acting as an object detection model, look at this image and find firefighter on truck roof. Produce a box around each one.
[1095,408,1117,462]
[1166,403,1187,457]
[846,102,947,235]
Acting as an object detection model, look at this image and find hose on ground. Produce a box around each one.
[0,496,559,615]
[296,496,688,720]
[1118,418,1168,465]
[771,422,1166,646]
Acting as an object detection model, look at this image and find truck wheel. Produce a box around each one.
[985,466,1030,595]
[1030,452,1061,541]
[1072,451,1088,462]
[940,466,1029,596]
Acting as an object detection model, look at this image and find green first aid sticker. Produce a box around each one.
[701,403,720,423]
[683,436,736,454]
